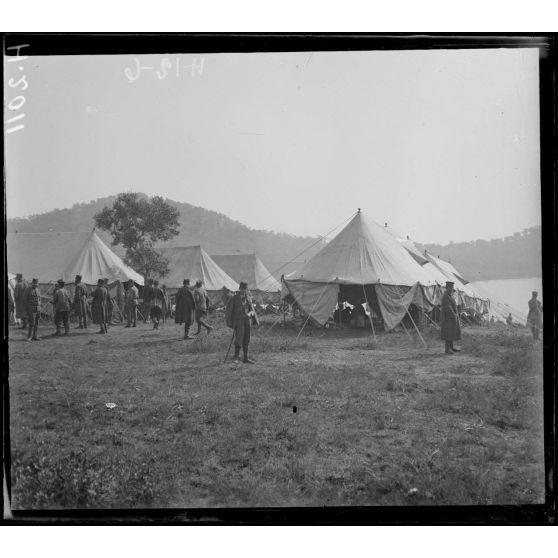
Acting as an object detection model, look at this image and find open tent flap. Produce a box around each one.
[375,283,430,331]
[282,279,340,326]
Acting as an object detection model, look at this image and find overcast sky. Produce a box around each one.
[5,48,541,244]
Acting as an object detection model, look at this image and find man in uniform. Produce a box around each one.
[175,279,196,339]
[74,274,89,328]
[53,279,72,336]
[150,280,164,329]
[142,278,154,324]
[221,286,233,307]
[103,278,114,326]
[230,281,256,364]
[440,281,461,354]
[124,279,139,327]
[161,284,171,323]
[527,291,543,341]
[14,273,29,329]
[25,278,41,341]
[91,278,108,334]
[193,280,213,334]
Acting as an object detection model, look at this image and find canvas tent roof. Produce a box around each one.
[7,231,91,283]
[62,229,144,285]
[211,254,281,292]
[162,245,238,291]
[286,210,437,287]
[7,230,144,286]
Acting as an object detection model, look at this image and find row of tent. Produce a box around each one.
[6,229,281,302]
[7,212,526,328]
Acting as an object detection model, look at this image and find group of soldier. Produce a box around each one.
[11,274,542,360]
[11,273,258,364]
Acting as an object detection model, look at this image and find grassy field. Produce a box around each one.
[7,313,545,509]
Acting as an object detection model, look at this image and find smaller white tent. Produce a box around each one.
[211,254,281,300]
[162,245,238,297]
[62,229,144,286]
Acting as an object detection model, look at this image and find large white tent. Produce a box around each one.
[282,210,443,330]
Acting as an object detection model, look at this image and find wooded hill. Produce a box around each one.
[7,196,542,281]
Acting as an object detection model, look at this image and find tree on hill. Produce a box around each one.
[94,193,180,280]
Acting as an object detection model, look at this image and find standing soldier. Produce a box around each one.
[103,278,114,326]
[221,286,233,307]
[149,280,164,329]
[25,278,41,341]
[14,273,29,329]
[74,274,89,328]
[193,280,213,335]
[124,279,139,327]
[142,278,154,324]
[175,279,196,339]
[229,282,256,363]
[527,291,543,341]
[91,278,108,334]
[53,279,72,336]
[440,281,461,354]
[116,280,126,317]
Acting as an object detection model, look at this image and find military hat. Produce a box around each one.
[195,280,202,287]
[16,273,23,280]
[183,279,190,286]
[57,279,65,286]
[445,281,454,289]
[31,278,38,285]
[532,291,538,296]
[97,278,104,286]
[239,281,248,290]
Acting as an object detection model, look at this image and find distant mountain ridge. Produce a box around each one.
[7,196,542,281]
[6,196,325,278]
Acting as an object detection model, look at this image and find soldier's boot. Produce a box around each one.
[54,325,61,336]
[451,341,460,352]
[243,347,255,364]
[32,321,40,340]
[233,345,242,362]
[184,326,193,340]
[445,341,453,355]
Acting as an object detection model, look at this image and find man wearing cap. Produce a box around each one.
[124,279,139,327]
[53,279,72,336]
[440,281,461,354]
[193,280,213,335]
[74,274,89,328]
[25,278,41,341]
[527,291,543,341]
[91,279,108,334]
[175,279,196,339]
[14,273,29,329]
[150,280,164,329]
[230,281,256,364]
[142,278,154,324]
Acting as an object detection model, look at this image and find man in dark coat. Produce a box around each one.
[74,274,89,328]
[91,278,108,334]
[193,280,213,335]
[150,280,164,329]
[230,281,256,364]
[25,278,41,341]
[14,273,29,329]
[53,279,72,336]
[527,291,543,340]
[142,278,154,323]
[175,279,196,339]
[440,281,461,354]
[103,278,114,326]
